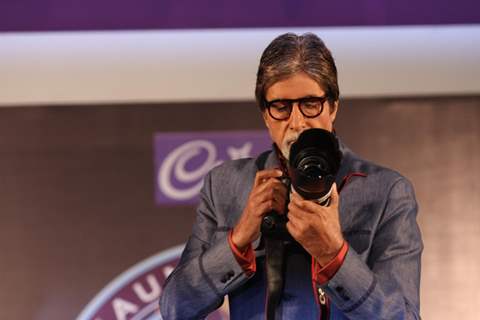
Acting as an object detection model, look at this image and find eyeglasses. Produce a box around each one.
[265,96,328,120]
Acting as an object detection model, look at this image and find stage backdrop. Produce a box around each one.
[0,95,479,320]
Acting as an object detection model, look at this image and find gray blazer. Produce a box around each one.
[160,142,423,319]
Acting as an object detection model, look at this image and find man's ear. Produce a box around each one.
[262,110,270,128]
[329,100,339,123]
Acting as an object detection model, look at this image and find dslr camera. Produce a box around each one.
[261,128,342,240]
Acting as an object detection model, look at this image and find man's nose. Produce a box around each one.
[288,103,306,130]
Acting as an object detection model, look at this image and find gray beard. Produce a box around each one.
[280,145,290,161]
[281,133,301,161]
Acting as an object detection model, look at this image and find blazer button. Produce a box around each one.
[335,286,350,301]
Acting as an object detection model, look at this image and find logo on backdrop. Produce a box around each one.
[154,131,271,205]
[76,245,229,320]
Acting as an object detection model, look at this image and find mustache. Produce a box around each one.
[279,132,302,159]
[283,132,301,147]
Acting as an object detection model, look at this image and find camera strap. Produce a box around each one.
[255,149,287,320]
[264,237,286,320]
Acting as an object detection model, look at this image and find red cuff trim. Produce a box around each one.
[228,230,256,276]
[311,241,349,285]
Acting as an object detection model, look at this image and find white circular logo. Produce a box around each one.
[158,140,221,201]
[76,245,228,320]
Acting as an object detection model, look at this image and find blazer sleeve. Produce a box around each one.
[159,169,253,320]
[317,177,423,319]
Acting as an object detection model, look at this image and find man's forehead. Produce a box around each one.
[266,74,326,101]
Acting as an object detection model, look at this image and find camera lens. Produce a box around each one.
[288,129,341,201]
[298,155,328,179]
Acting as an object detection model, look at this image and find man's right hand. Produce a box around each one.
[231,169,288,251]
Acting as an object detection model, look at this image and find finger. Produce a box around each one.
[289,195,318,214]
[261,200,276,216]
[254,169,283,186]
[252,200,276,217]
[261,196,288,217]
[272,192,287,214]
[255,184,287,214]
[255,179,287,199]
[290,192,305,206]
[257,177,286,191]
[252,178,286,198]
[286,220,301,240]
[287,204,309,222]
[288,198,303,215]
[249,179,288,216]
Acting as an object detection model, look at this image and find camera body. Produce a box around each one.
[261,128,342,240]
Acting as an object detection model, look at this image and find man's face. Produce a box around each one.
[263,72,338,160]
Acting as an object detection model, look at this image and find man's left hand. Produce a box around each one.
[286,183,344,266]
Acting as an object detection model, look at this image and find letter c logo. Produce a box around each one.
[158,140,221,200]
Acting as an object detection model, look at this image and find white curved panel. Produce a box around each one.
[0,25,479,106]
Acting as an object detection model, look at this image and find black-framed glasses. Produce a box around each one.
[265,96,328,120]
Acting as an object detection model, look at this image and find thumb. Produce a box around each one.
[329,183,339,207]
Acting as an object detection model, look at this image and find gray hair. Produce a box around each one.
[255,32,339,111]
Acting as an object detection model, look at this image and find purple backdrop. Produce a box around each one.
[1,0,479,32]
[154,130,271,205]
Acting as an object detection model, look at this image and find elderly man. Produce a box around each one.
[160,32,422,319]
